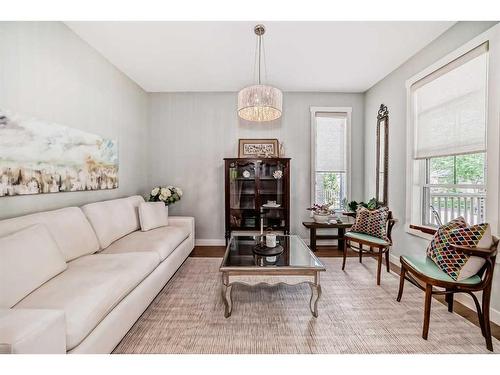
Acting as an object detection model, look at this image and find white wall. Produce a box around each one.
[149,92,365,242]
[0,22,149,219]
[363,21,500,318]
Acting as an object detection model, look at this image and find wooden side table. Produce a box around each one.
[302,218,354,252]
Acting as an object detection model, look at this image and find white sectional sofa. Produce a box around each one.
[0,195,194,354]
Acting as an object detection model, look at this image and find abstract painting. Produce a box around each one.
[0,109,118,197]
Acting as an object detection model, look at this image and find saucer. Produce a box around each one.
[262,203,281,208]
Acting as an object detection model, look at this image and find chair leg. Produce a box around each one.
[359,244,363,263]
[385,248,390,272]
[445,289,454,313]
[396,265,406,302]
[470,292,486,338]
[376,249,382,285]
[422,283,433,340]
[342,240,348,270]
[482,285,494,351]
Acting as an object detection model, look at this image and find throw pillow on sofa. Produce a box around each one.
[349,206,389,241]
[427,217,492,281]
[0,224,67,308]
[139,202,168,231]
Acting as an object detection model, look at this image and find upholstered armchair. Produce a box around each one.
[342,211,396,285]
[396,229,499,351]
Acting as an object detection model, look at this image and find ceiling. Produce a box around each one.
[66,21,455,93]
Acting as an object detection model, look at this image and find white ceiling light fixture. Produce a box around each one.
[237,24,283,122]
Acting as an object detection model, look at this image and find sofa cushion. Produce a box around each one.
[14,252,159,351]
[0,225,67,308]
[0,308,66,354]
[139,202,168,231]
[0,207,99,261]
[82,195,145,249]
[102,225,190,261]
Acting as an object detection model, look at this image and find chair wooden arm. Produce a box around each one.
[449,243,498,258]
[409,224,437,235]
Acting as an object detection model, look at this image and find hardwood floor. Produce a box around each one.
[189,245,358,258]
[189,245,500,340]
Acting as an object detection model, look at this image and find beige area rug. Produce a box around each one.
[113,257,499,354]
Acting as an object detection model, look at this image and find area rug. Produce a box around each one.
[113,257,499,354]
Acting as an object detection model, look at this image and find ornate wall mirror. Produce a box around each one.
[376,104,389,206]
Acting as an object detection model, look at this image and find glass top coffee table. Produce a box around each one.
[219,235,326,318]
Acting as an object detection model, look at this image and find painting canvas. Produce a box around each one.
[0,109,118,197]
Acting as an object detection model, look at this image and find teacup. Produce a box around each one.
[266,233,277,248]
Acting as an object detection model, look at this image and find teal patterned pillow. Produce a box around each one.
[349,206,389,241]
[427,217,492,280]
[426,217,467,262]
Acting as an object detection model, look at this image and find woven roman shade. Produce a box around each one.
[412,43,488,159]
[315,112,347,172]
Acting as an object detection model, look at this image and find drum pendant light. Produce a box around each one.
[237,24,282,122]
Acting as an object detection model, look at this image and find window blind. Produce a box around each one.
[315,112,346,172]
[412,43,488,160]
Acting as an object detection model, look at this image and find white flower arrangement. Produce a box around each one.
[148,185,183,206]
[273,170,283,179]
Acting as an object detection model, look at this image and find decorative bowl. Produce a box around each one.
[313,213,331,223]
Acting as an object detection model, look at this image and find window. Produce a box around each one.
[423,153,486,226]
[310,108,351,209]
[408,43,488,228]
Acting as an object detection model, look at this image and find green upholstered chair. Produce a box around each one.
[396,233,499,352]
[342,211,396,285]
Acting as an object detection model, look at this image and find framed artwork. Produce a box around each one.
[0,109,119,197]
[238,138,279,158]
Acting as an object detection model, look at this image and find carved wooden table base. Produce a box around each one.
[221,272,322,318]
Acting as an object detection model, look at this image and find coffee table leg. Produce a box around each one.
[221,274,233,318]
[309,272,322,317]
[309,283,322,317]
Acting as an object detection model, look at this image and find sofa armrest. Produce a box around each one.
[0,309,66,354]
[168,216,195,239]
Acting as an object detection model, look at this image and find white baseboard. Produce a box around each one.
[195,238,337,247]
[454,294,500,325]
[195,239,225,246]
[389,254,500,325]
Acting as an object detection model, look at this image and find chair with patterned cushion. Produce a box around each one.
[396,230,499,351]
[342,210,396,285]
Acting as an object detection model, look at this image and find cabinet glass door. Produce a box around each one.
[228,161,257,229]
[259,160,286,230]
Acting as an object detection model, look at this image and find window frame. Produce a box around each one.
[405,24,500,240]
[310,106,352,210]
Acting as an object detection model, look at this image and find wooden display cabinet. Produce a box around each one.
[224,158,291,243]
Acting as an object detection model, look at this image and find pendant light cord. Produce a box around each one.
[258,34,262,85]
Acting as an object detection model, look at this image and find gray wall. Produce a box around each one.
[0,22,149,219]
[149,92,365,241]
[363,21,500,312]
